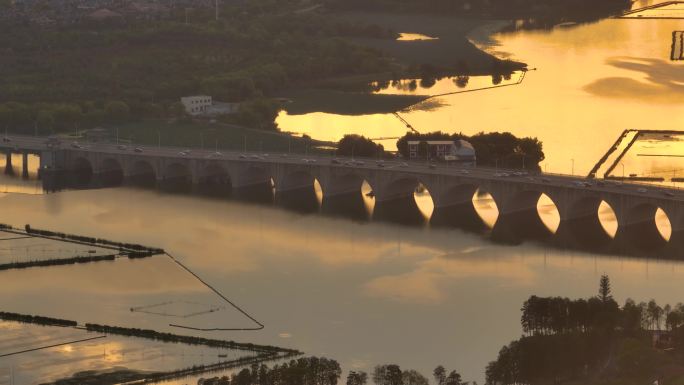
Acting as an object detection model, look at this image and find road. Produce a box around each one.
[1,134,683,202]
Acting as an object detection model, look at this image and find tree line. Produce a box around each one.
[0,6,396,132]
[486,275,684,384]
[396,131,544,170]
[201,363,473,385]
[202,357,342,385]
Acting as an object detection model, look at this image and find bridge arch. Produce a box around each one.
[320,172,371,220]
[557,196,617,250]
[431,183,486,232]
[99,158,124,187]
[127,160,157,188]
[490,189,559,243]
[374,176,432,225]
[198,163,232,197]
[160,162,192,193]
[617,202,672,252]
[70,157,94,187]
[276,170,321,213]
[233,166,274,203]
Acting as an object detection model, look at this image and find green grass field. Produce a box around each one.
[102,120,333,154]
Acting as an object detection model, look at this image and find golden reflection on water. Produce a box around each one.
[277,18,684,175]
[2,188,684,384]
[473,190,499,228]
[537,194,560,233]
[414,183,434,220]
[396,32,438,41]
[599,201,618,238]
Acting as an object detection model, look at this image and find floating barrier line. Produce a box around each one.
[0,335,106,357]
[164,252,265,331]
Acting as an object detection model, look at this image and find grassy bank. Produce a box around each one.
[106,120,335,154]
[283,89,425,115]
[281,13,524,115]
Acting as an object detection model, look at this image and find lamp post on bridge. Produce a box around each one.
[571,158,574,176]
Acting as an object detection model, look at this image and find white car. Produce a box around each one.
[400,162,409,168]
[637,188,648,193]
[134,147,143,153]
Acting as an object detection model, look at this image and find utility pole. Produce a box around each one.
[215,0,219,21]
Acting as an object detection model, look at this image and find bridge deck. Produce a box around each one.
[1,134,683,203]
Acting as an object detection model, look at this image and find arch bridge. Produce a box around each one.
[2,135,683,258]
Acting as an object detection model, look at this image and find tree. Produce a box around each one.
[347,371,368,385]
[36,110,55,133]
[444,370,463,385]
[433,366,446,385]
[401,370,428,385]
[598,274,612,303]
[337,134,384,158]
[105,101,131,124]
[373,365,402,385]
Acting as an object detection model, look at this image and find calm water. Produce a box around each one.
[277,10,684,177]
[4,7,684,384]
[1,186,684,383]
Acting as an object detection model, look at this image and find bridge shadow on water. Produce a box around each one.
[28,169,683,261]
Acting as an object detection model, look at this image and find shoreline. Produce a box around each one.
[465,20,516,60]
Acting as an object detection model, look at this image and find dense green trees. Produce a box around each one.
[202,357,341,385]
[486,275,684,385]
[347,371,368,385]
[337,134,385,157]
[0,10,394,133]
[396,131,544,170]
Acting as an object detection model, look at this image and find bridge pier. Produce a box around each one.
[488,188,551,245]
[430,184,486,232]
[4,152,13,176]
[21,152,29,179]
[319,174,368,220]
[275,172,319,213]
[373,190,425,225]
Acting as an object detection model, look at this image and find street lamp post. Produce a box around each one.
[157,130,161,148]
[571,158,575,176]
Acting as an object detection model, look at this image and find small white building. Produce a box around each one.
[181,95,213,116]
[408,139,476,165]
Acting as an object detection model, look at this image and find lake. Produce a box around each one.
[277,6,684,179]
[1,184,683,384]
[2,4,684,384]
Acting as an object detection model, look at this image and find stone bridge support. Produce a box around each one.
[4,151,13,176]
[369,170,425,225]
[225,163,273,203]
[426,176,486,232]
[482,182,553,244]
[272,164,321,213]
[317,169,368,220]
